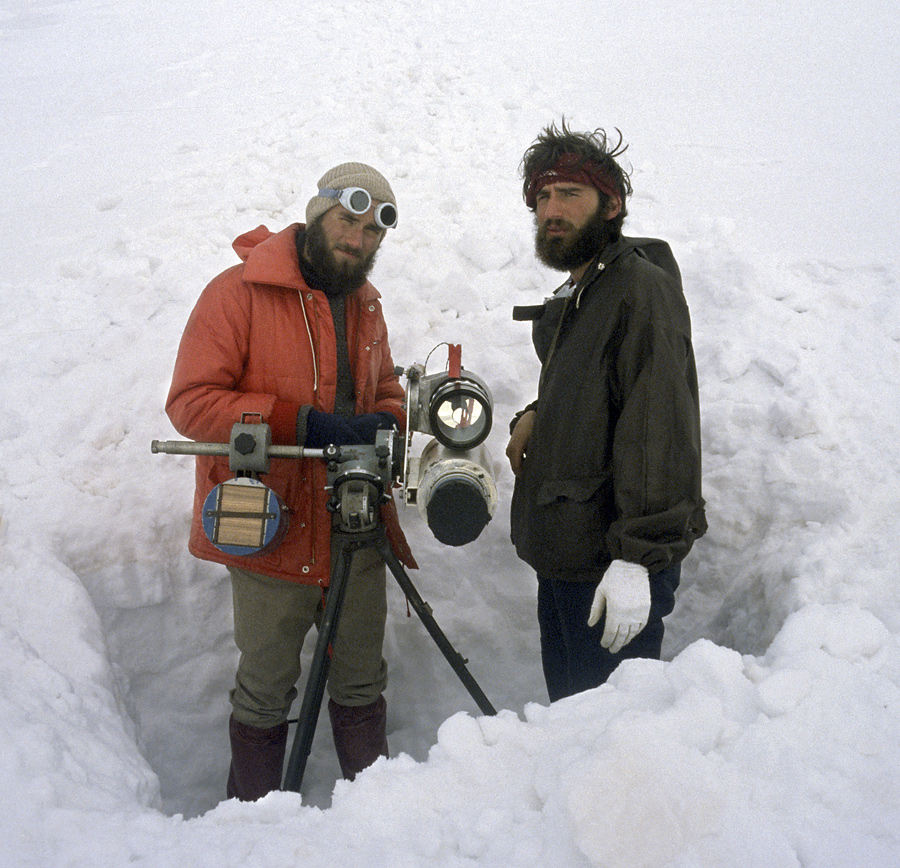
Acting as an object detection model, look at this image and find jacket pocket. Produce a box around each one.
[512,475,612,574]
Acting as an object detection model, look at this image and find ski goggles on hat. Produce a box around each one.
[318,187,398,229]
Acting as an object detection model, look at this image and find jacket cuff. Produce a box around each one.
[509,402,537,435]
[268,399,303,445]
[295,404,314,446]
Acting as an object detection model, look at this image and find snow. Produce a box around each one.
[1,0,899,864]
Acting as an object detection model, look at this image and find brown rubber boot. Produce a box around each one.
[226,715,288,801]
[328,695,389,781]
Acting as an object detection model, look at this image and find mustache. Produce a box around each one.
[334,243,362,258]
[537,218,575,238]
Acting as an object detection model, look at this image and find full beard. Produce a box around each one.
[534,209,614,273]
[304,219,378,295]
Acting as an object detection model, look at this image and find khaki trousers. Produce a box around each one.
[228,544,388,729]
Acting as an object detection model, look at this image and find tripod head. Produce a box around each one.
[323,429,401,533]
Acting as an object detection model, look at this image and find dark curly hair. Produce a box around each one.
[521,119,632,234]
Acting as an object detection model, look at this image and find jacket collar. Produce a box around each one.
[572,235,631,307]
[237,223,381,301]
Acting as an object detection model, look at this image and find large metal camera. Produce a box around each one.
[152,344,498,553]
[398,344,498,546]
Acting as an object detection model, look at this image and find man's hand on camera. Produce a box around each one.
[304,409,396,448]
[345,412,397,444]
[304,409,359,447]
[506,409,535,477]
[587,560,651,654]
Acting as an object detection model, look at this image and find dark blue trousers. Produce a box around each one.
[537,562,681,702]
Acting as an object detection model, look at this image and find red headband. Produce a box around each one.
[525,152,620,208]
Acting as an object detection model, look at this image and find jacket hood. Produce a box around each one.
[573,236,682,308]
[232,224,278,262]
[233,224,305,291]
[232,223,381,300]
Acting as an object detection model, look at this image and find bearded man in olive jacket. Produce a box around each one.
[507,123,707,701]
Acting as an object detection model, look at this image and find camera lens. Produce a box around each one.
[428,378,492,450]
[426,477,491,546]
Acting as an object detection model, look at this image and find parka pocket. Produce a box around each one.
[513,476,613,573]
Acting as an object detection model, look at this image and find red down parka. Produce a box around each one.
[166,224,415,585]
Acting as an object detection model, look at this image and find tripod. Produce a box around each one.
[282,519,497,793]
[150,423,497,796]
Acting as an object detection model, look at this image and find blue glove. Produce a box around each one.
[304,409,359,447]
[345,412,397,444]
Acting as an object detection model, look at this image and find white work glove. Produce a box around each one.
[587,560,651,654]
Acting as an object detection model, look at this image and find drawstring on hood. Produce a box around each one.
[298,290,319,394]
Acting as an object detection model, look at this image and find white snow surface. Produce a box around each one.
[2,0,899,865]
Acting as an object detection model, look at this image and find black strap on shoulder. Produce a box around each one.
[512,304,546,321]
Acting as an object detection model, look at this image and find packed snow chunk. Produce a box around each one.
[767,603,891,664]
[438,708,487,744]
[0,622,160,817]
[563,702,788,868]
[754,668,814,717]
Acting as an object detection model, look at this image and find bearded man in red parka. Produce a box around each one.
[167,163,415,801]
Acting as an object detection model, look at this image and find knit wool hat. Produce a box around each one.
[305,162,397,225]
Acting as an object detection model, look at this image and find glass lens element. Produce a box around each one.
[347,188,371,213]
[375,202,398,228]
[429,379,492,449]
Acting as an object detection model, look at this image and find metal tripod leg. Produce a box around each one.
[281,532,362,793]
[377,536,497,717]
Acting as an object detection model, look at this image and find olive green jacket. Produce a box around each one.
[510,236,707,579]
